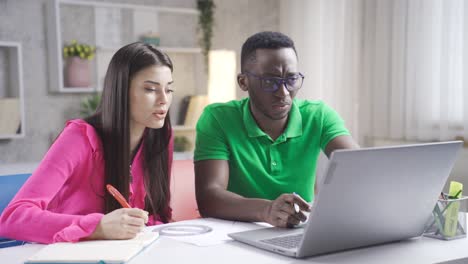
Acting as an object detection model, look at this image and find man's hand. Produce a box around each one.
[262,193,311,228]
[88,208,149,240]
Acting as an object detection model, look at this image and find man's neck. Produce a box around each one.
[261,120,288,141]
[249,106,289,141]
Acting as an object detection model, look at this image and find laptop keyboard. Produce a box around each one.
[260,234,303,249]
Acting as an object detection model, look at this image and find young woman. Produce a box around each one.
[0,42,175,244]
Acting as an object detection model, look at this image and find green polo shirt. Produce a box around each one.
[194,98,350,202]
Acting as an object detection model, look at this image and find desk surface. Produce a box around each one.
[2,218,468,264]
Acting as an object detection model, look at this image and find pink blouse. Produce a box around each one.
[0,119,173,244]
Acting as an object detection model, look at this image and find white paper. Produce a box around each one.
[151,218,266,247]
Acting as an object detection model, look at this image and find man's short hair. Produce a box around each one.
[240,31,297,72]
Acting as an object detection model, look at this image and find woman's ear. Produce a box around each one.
[237,73,248,91]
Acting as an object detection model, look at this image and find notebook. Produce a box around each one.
[229,141,462,258]
[26,232,159,264]
[0,237,26,248]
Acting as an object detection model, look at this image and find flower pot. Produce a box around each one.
[65,57,91,87]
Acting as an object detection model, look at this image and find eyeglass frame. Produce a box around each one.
[243,71,305,93]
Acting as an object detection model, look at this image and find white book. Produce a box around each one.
[26,232,159,264]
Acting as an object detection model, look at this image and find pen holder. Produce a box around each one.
[424,195,468,240]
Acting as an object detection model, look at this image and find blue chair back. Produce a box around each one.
[0,173,31,214]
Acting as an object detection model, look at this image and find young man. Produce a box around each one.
[194,31,358,228]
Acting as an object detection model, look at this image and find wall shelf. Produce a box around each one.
[97,46,201,54]
[46,0,202,93]
[0,41,25,139]
[173,125,195,132]
[55,87,96,93]
[59,0,199,15]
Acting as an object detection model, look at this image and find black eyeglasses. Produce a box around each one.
[244,71,305,93]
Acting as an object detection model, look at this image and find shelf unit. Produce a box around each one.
[173,125,195,132]
[173,125,196,153]
[97,46,201,54]
[46,0,201,93]
[0,41,25,139]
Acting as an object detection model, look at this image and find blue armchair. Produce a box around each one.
[0,173,31,247]
[0,173,31,214]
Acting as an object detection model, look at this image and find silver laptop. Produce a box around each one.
[229,141,462,258]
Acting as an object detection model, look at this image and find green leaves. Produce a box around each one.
[63,40,96,60]
[80,93,101,117]
[197,0,215,72]
[174,136,191,152]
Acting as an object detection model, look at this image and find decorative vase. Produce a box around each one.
[65,56,91,87]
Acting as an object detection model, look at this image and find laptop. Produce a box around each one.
[228,141,462,258]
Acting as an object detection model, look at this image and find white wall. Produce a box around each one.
[279,0,322,101]
[279,0,363,143]
[372,139,468,193]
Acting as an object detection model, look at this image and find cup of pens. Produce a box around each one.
[424,191,468,240]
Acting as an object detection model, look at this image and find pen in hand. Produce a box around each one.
[106,184,131,208]
[293,192,300,213]
[106,184,149,226]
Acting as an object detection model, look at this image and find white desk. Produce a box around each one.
[2,218,468,264]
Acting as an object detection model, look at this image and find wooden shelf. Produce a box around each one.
[59,87,96,93]
[173,126,196,153]
[160,47,202,54]
[46,0,201,93]
[0,41,25,139]
[97,46,201,54]
[59,0,199,15]
[173,152,194,160]
[0,133,25,140]
[173,125,195,132]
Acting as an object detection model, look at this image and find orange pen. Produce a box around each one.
[106,184,131,208]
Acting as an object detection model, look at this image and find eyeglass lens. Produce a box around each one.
[263,75,303,92]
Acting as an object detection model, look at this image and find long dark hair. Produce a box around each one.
[86,42,173,222]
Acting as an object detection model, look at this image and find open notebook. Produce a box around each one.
[26,232,159,264]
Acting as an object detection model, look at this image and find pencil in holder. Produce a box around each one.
[424,195,468,240]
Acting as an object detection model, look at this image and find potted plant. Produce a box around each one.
[63,40,95,87]
[80,92,101,117]
[174,136,191,152]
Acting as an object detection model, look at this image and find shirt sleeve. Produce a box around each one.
[194,107,230,161]
[320,103,351,151]
[0,122,103,244]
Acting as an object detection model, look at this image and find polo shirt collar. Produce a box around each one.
[242,98,303,139]
[283,101,302,138]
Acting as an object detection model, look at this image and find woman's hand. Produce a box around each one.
[88,208,149,240]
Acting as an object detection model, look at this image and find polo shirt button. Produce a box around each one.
[272,161,277,166]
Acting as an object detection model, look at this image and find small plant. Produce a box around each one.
[80,93,101,117]
[174,136,191,152]
[63,40,96,60]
